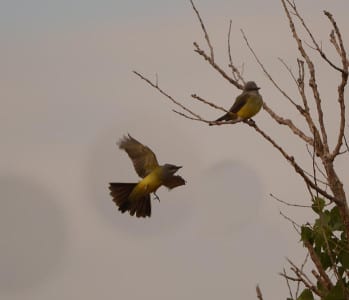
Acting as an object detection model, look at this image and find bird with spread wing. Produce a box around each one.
[109,134,185,218]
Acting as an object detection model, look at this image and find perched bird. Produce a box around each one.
[210,81,263,125]
[109,134,185,218]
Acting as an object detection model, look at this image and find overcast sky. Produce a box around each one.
[1,1,349,299]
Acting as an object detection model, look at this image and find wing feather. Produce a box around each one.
[118,134,159,178]
[229,92,249,113]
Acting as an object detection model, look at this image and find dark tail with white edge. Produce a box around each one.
[109,183,151,218]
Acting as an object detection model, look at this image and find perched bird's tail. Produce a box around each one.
[109,183,151,218]
[209,112,236,126]
[214,113,230,122]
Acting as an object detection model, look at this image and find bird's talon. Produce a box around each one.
[154,192,160,202]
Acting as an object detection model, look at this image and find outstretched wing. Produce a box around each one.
[163,175,186,190]
[118,134,159,178]
[229,92,248,113]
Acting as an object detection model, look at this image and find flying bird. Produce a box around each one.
[109,134,185,218]
[210,81,263,125]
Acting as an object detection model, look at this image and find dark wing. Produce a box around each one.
[163,175,186,190]
[229,92,249,113]
[118,134,159,178]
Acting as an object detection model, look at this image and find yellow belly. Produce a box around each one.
[237,97,262,119]
[129,169,162,200]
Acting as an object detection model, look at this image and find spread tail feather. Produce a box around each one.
[109,183,151,218]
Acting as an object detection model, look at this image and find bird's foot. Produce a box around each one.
[245,119,256,126]
[153,192,160,202]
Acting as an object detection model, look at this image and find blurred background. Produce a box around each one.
[1,1,349,299]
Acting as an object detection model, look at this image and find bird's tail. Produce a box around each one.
[109,183,151,218]
[209,112,238,126]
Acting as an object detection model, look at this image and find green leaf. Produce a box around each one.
[329,206,344,231]
[312,197,325,214]
[341,231,347,241]
[301,226,314,244]
[324,283,346,300]
[297,288,314,300]
[319,252,331,270]
[313,231,325,250]
[338,266,345,276]
[338,250,349,269]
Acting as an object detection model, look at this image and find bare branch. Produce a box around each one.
[297,253,310,297]
[287,258,320,296]
[311,130,319,197]
[190,0,215,61]
[285,0,346,73]
[227,20,245,84]
[271,193,310,208]
[321,230,341,285]
[246,120,337,203]
[281,0,329,154]
[172,109,208,124]
[279,210,301,234]
[241,29,302,112]
[344,135,349,154]
[193,42,243,89]
[263,102,313,145]
[324,11,349,161]
[304,240,333,291]
[191,94,228,113]
[278,57,298,85]
[305,144,328,184]
[133,71,201,119]
[282,268,294,299]
[241,29,320,148]
[329,30,342,57]
[279,272,301,282]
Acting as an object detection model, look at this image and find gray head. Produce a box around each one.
[162,164,182,177]
[244,81,260,91]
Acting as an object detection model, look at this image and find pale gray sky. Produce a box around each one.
[1,1,349,299]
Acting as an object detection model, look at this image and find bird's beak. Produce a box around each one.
[175,166,182,170]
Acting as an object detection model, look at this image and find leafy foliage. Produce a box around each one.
[298,197,349,299]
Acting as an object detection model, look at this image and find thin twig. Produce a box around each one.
[271,193,310,208]
[172,109,208,124]
[324,11,348,161]
[278,57,298,85]
[280,210,301,234]
[241,29,302,112]
[246,120,337,203]
[282,268,294,299]
[279,272,301,282]
[193,42,243,89]
[305,144,328,184]
[285,0,346,73]
[287,258,320,296]
[133,71,201,119]
[263,102,313,145]
[344,135,349,154]
[227,20,245,84]
[297,253,310,297]
[190,0,215,61]
[281,0,329,155]
[191,94,228,113]
[304,240,333,290]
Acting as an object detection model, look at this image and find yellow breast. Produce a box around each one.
[237,95,263,119]
[129,168,163,200]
